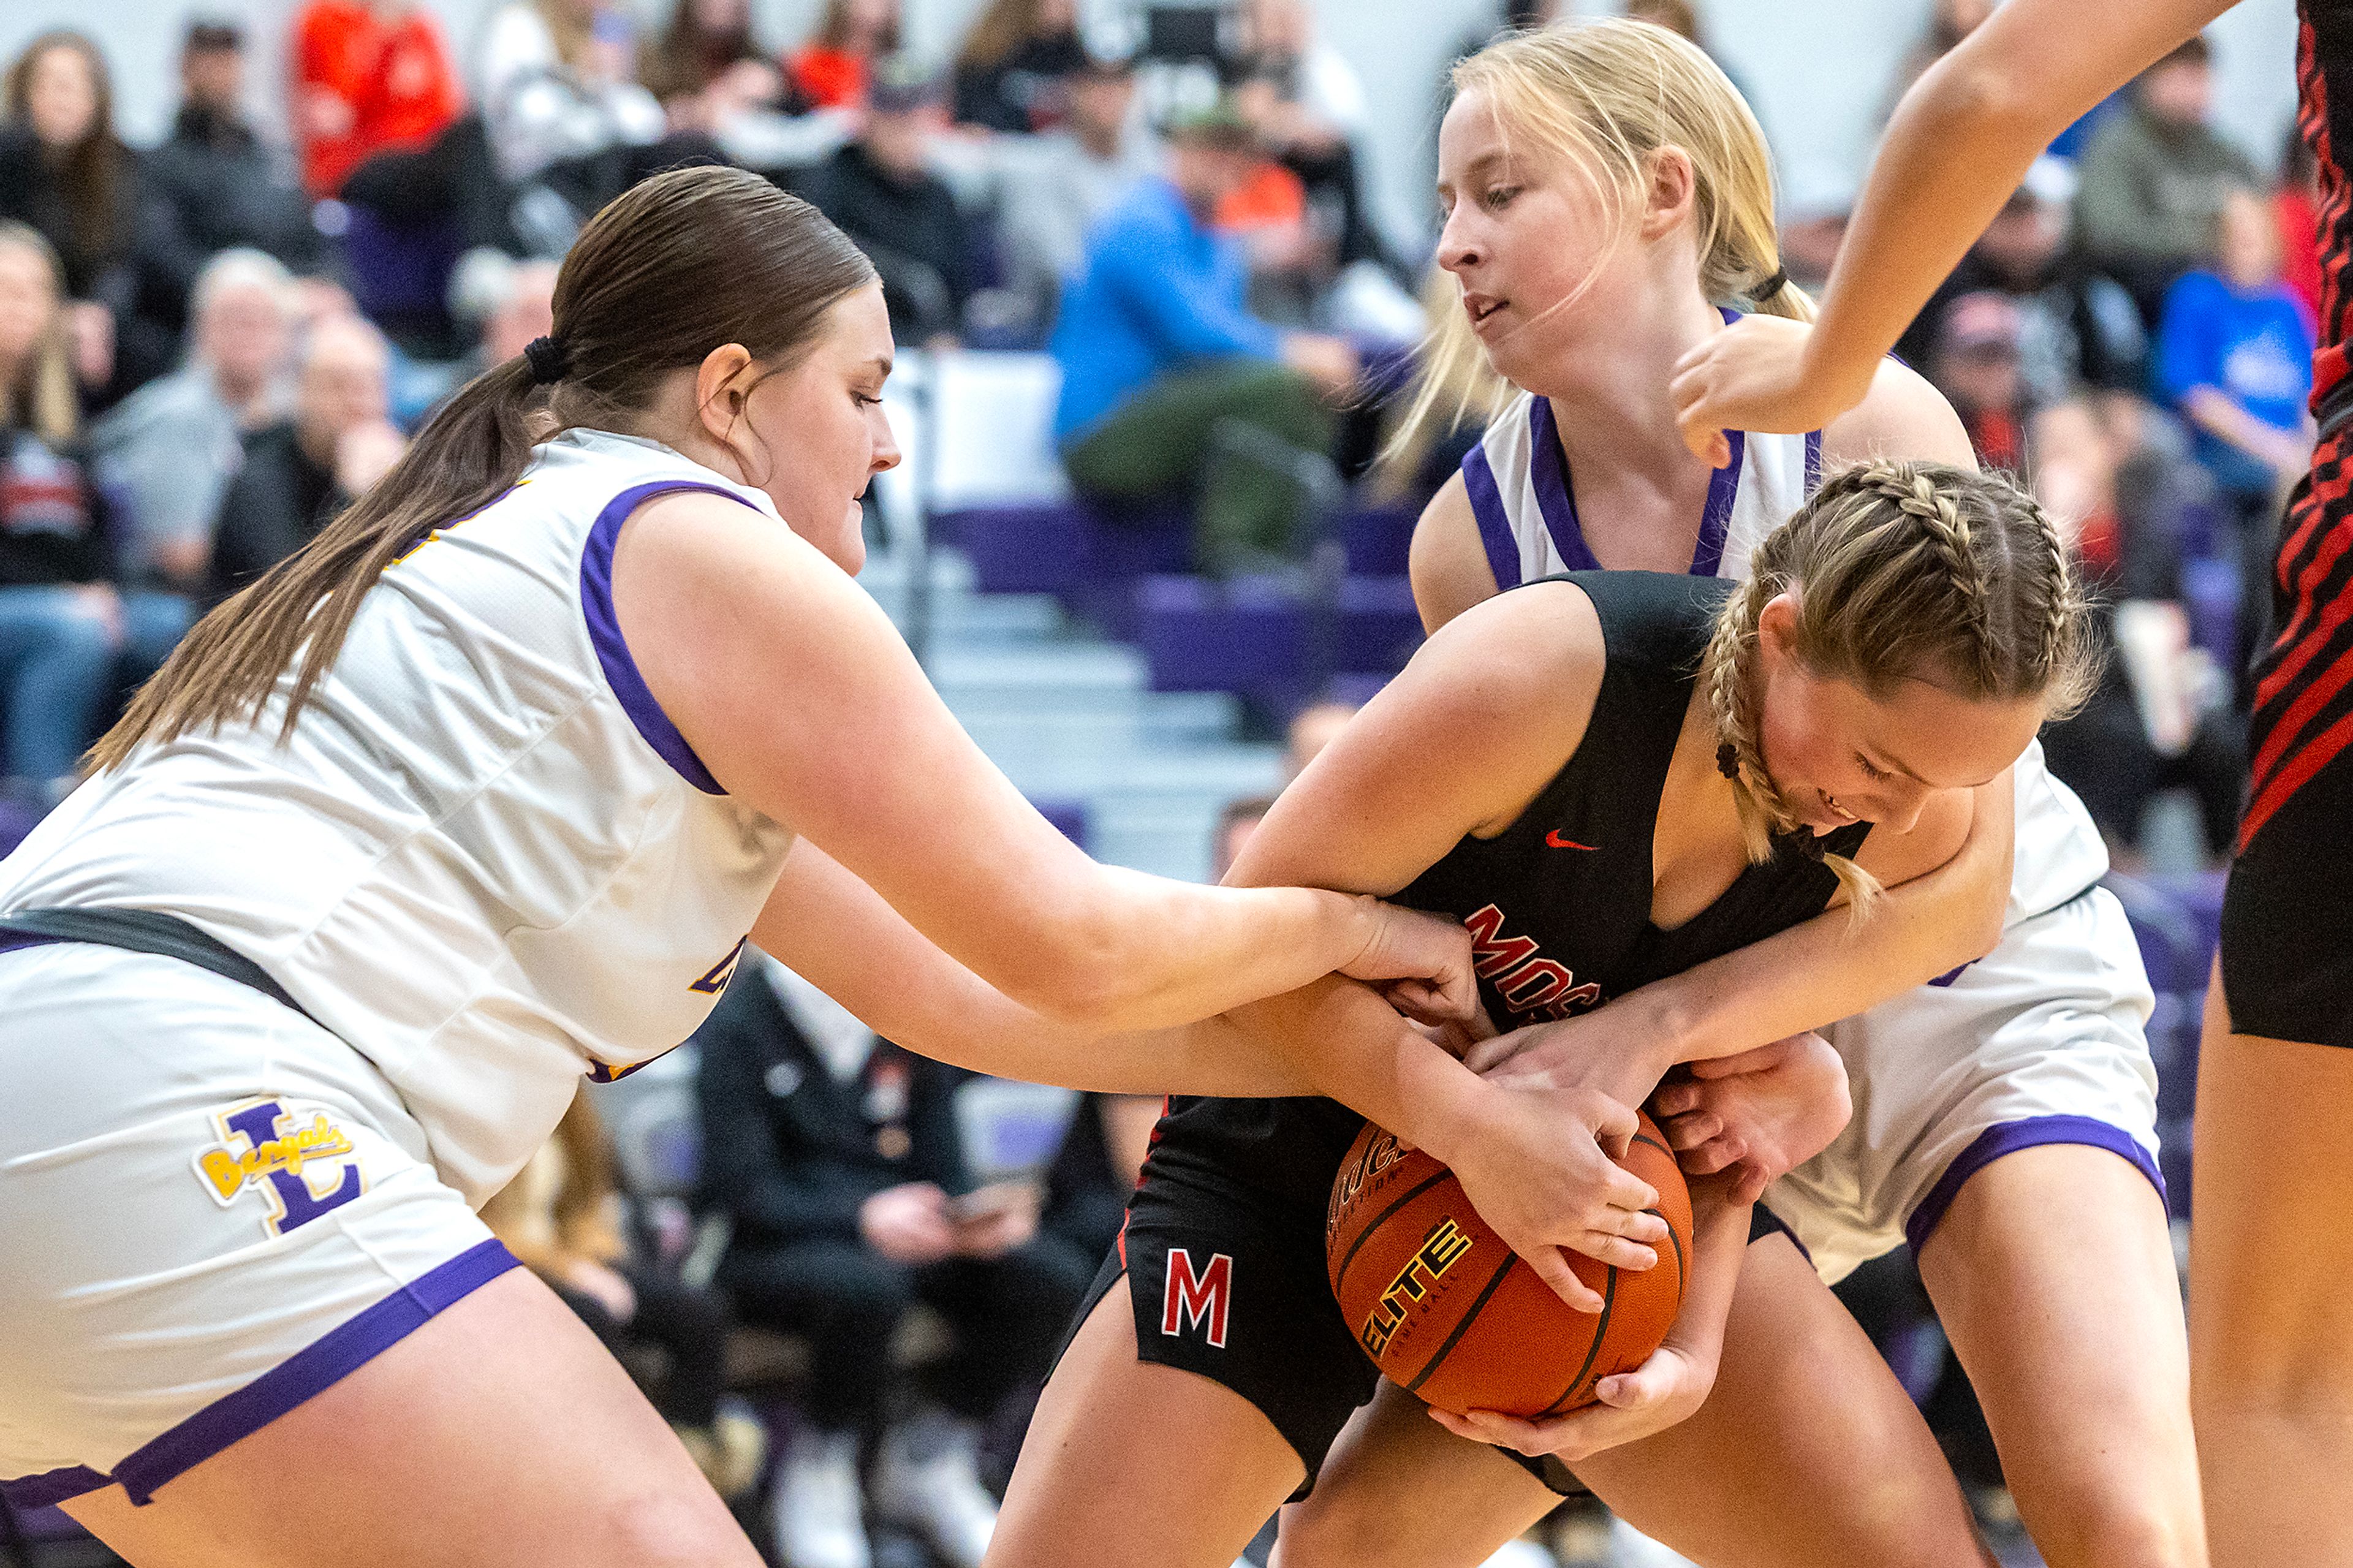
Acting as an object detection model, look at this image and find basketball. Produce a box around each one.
[1325,1113,1692,1418]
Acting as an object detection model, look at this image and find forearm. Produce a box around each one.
[1662,1181,1751,1370]
[1049,871,1384,1033]
[1615,791,2010,1066]
[1803,0,2226,407]
[1222,976,1491,1164]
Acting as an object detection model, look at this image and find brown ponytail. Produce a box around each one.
[89,165,877,773]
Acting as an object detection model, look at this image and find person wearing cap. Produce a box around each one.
[1895,156,2148,406]
[2074,34,2259,324]
[1931,290,2033,472]
[1049,100,1359,574]
[994,50,1159,335]
[794,59,980,345]
[138,18,332,333]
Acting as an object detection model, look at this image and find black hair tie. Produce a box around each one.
[1754,268,1790,301]
[523,335,570,385]
[1716,741,1741,781]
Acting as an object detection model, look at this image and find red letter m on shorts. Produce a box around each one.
[1160,1248,1233,1348]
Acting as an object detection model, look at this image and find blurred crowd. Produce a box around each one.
[0,3,2305,1560]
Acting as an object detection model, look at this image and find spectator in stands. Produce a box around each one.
[696,955,1084,1568]
[2276,128,2324,319]
[0,224,186,801]
[1930,290,2033,474]
[92,249,294,597]
[1896,157,2149,406]
[480,1088,767,1502]
[995,51,1157,336]
[477,0,669,190]
[291,0,465,199]
[2036,398,2245,863]
[1883,0,1995,116]
[951,0,1086,134]
[1033,1090,1158,1269]
[2075,34,2260,323]
[1051,104,1359,573]
[0,32,150,405]
[641,0,782,124]
[2156,186,2316,528]
[787,0,901,113]
[209,313,403,603]
[1230,0,1389,276]
[142,18,332,311]
[797,62,979,346]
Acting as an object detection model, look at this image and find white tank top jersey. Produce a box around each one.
[0,428,796,1203]
[1461,388,2109,924]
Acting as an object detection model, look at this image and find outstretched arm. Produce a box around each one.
[1670,0,2239,456]
[621,488,1475,1036]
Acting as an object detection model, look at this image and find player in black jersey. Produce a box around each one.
[1316,24,2190,1568]
[981,461,2095,1568]
[1672,4,2347,1563]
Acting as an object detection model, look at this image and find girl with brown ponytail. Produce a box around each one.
[1287,18,2199,1568]
[985,458,2091,1568]
[0,163,1536,1567]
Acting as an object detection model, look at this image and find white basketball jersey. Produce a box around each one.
[0,428,797,1202]
[1463,391,2109,925]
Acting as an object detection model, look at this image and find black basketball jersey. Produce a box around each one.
[1144,571,1870,1213]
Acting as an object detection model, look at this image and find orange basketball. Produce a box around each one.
[1324,1113,1691,1418]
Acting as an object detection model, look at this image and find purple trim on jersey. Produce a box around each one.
[1903,1116,2164,1257]
[1532,396,1746,578]
[1,1241,519,1509]
[1461,441,1523,590]
[1803,430,1825,498]
[1525,396,1602,572]
[1689,430,1746,578]
[581,480,760,797]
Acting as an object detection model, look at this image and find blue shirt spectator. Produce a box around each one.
[1050,175,1284,441]
[2157,192,2316,498]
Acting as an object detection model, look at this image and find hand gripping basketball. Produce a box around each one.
[1327,1109,1692,1420]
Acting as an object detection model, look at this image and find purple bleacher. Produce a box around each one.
[1140,574,1308,700]
[339,206,463,327]
[936,499,1193,637]
[1339,502,1419,577]
[1339,575,1424,675]
[1031,797,1089,849]
[2183,555,2238,665]
[936,504,1091,595]
[1074,501,1194,637]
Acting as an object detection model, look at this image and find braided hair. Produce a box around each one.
[1700,458,2097,913]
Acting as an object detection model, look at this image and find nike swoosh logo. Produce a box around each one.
[1545,830,1597,850]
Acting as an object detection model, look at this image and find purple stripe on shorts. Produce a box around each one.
[1461,442,1522,591]
[1904,1115,2165,1258]
[580,479,763,797]
[1803,429,1825,498]
[2,1240,520,1510]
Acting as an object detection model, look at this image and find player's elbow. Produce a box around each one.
[1919,47,2052,152]
[986,901,1154,1034]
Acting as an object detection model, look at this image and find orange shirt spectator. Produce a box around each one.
[292,1,464,197]
[785,0,897,111]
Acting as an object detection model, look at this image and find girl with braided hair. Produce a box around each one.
[984,457,2093,1568]
[1285,18,2197,1568]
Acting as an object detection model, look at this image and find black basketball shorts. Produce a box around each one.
[2223,423,2353,1050]
[1058,1170,1806,1500]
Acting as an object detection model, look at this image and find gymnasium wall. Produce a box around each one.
[18,0,2301,257]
